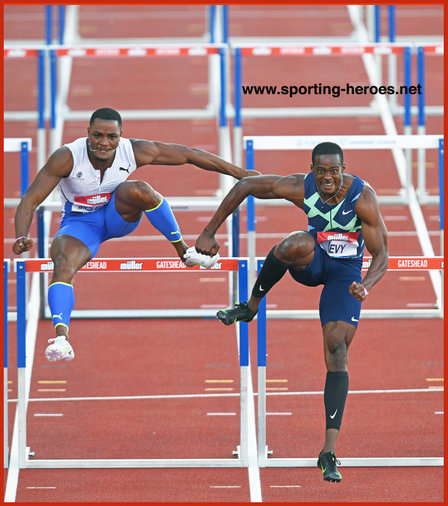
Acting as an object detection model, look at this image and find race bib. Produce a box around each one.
[72,193,112,213]
[317,231,360,258]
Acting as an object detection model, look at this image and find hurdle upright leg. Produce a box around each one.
[15,260,28,469]
[237,259,249,466]
[256,259,270,467]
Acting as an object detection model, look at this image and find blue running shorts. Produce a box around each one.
[288,236,363,328]
[54,191,142,258]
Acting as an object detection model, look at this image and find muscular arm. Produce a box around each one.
[350,184,389,301]
[13,147,73,255]
[131,139,260,179]
[195,174,305,255]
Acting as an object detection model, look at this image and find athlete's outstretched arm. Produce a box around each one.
[131,139,259,179]
[195,174,305,255]
[349,184,389,301]
[13,147,73,255]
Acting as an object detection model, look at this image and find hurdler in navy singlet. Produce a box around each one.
[303,172,365,258]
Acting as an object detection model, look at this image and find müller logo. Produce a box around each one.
[86,195,109,205]
[199,262,222,270]
[327,233,349,241]
[40,261,55,271]
[120,260,143,270]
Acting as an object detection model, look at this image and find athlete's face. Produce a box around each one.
[311,154,345,196]
[87,119,122,161]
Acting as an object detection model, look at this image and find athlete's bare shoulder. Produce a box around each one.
[272,173,306,206]
[43,145,74,178]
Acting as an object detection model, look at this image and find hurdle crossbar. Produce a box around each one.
[256,257,444,468]
[13,257,250,469]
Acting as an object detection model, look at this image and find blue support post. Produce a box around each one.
[234,47,242,129]
[219,47,226,128]
[50,48,57,131]
[232,209,240,257]
[246,140,255,235]
[388,5,396,42]
[209,5,216,43]
[4,260,9,469]
[3,261,8,369]
[58,5,65,44]
[16,262,27,369]
[403,46,412,129]
[37,209,45,258]
[238,260,249,367]
[222,5,229,44]
[38,49,45,131]
[45,5,53,44]
[374,5,381,42]
[417,47,425,128]
[20,142,29,197]
[231,48,243,258]
[257,260,266,367]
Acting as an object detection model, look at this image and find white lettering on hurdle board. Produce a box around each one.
[84,261,108,270]
[120,260,143,270]
[41,261,55,271]
[397,259,428,268]
[156,260,187,269]
[199,262,223,270]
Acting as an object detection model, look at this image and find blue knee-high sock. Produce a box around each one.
[144,197,182,243]
[48,282,75,330]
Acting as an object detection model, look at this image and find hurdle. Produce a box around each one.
[256,256,444,468]
[12,256,250,468]
[243,134,444,316]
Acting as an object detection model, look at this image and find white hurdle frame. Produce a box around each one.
[256,257,444,468]
[13,257,250,469]
[244,134,444,317]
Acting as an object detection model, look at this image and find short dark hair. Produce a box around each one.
[312,142,343,165]
[89,108,122,127]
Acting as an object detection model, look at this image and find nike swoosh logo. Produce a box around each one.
[351,316,359,322]
[259,285,265,291]
[342,209,353,215]
[330,409,338,419]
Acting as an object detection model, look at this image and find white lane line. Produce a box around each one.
[270,485,302,488]
[434,411,443,415]
[26,487,56,490]
[6,386,443,404]
[210,485,242,489]
[207,412,237,416]
[267,412,292,416]
[33,413,63,417]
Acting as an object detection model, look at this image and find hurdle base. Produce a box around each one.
[258,457,443,468]
[21,458,245,469]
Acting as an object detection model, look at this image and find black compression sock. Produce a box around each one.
[324,371,349,430]
[251,247,289,298]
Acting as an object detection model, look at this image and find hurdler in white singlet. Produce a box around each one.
[59,137,137,216]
